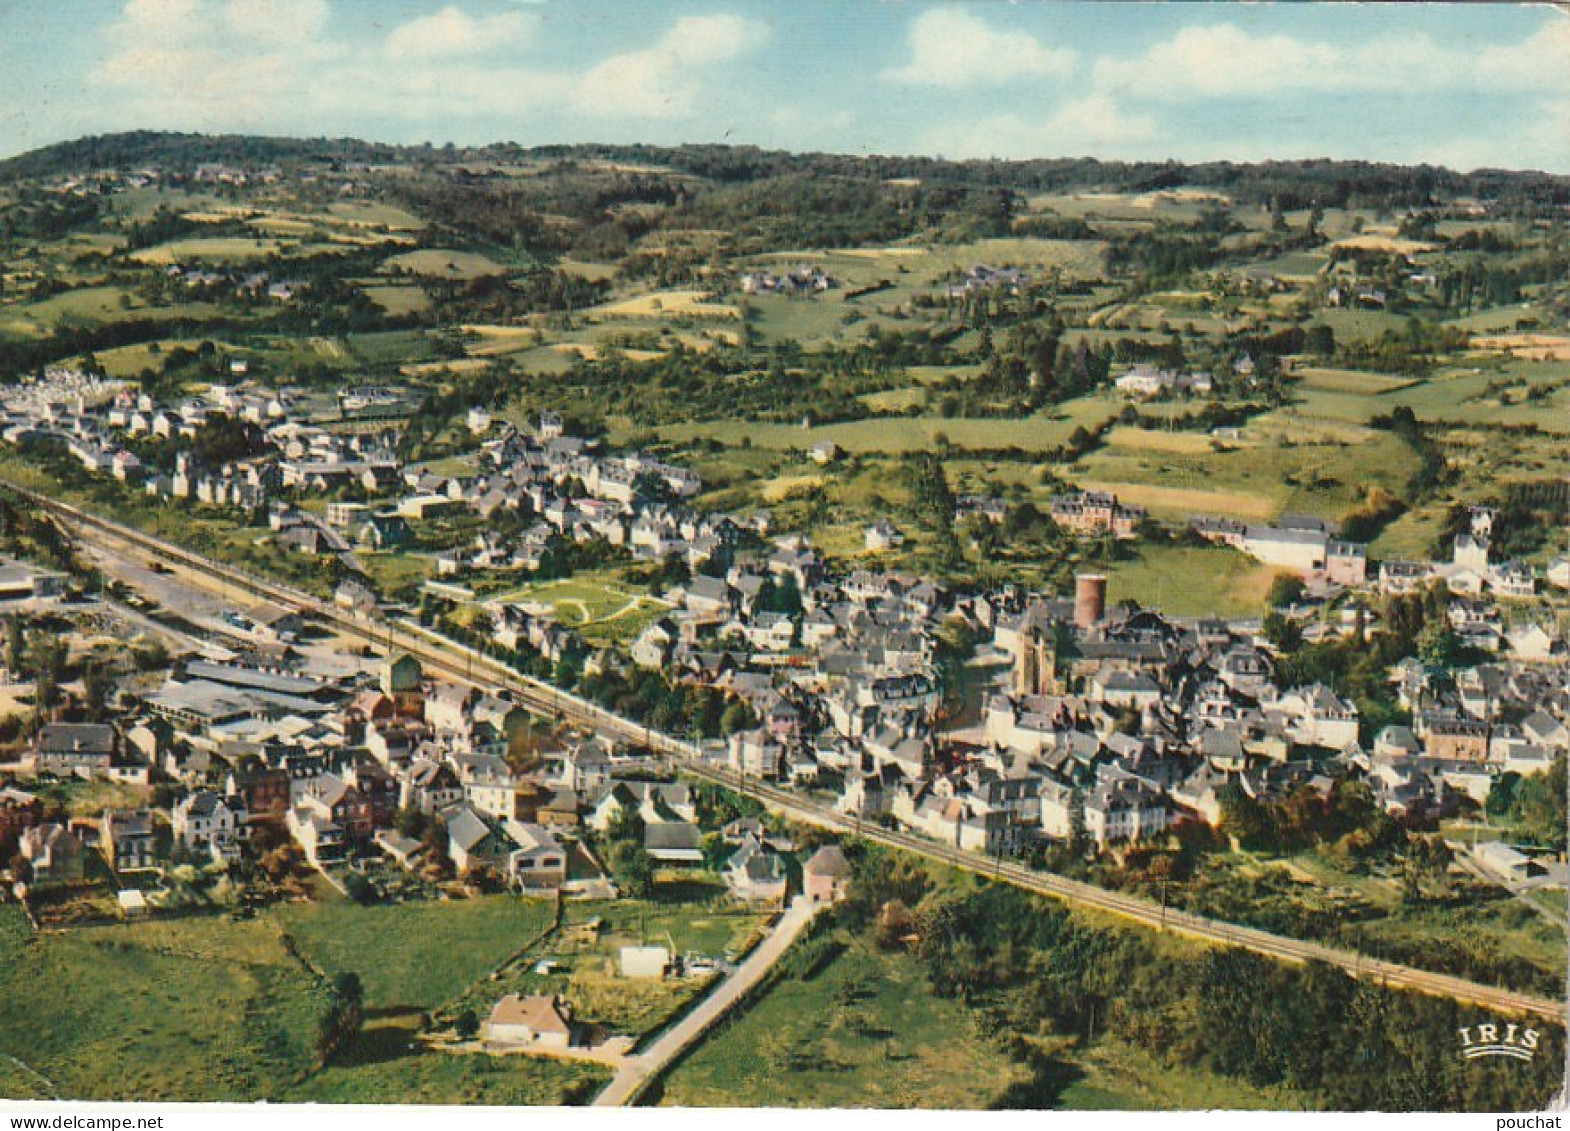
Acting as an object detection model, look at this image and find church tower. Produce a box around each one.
[1015,622,1058,696]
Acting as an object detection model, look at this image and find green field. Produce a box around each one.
[1102,544,1281,618]
[1296,367,1420,394]
[362,283,432,316]
[130,237,290,264]
[0,909,323,1101]
[446,883,770,1040]
[1526,888,1568,920]
[0,898,627,1104]
[653,394,1123,455]
[271,895,558,1010]
[32,777,150,818]
[656,933,1030,1108]
[90,338,250,378]
[1074,416,1420,523]
[326,200,427,231]
[286,1024,606,1105]
[381,248,509,279]
[0,285,224,336]
[1057,1039,1307,1110]
[357,551,434,602]
[658,926,1306,1110]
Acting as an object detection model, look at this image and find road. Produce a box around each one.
[594,896,821,1106]
[12,481,1564,1025]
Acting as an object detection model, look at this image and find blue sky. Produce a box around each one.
[1,1,1566,171]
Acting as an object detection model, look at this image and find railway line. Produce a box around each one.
[13,481,1565,1025]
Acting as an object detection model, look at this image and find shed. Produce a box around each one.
[619,945,671,979]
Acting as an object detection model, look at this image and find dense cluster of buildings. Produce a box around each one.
[0,370,1564,894]
[1194,505,1547,598]
[942,264,1032,299]
[0,375,723,607]
[3,646,741,900]
[1113,364,1215,398]
[738,265,837,295]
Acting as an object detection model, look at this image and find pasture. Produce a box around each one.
[326,200,426,231]
[1073,419,1420,523]
[270,895,558,1011]
[287,1039,607,1106]
[1102,545,1281,617]
[656,932,1029,1109]
[90,339,245,378]
[1057,1039,1306,1111]
[1075,479,1280,520]
[0,897,627,1104]
[0,909,322,1101]
[1281,362,1570,433]
[1294,367,1419,394]
[0,286,223,336]
[655,395,1123,455]
[589,290,741,320]
[129,237,287,264]
[462,323,542,356]
[381,249,509,280]
[362,284,432,316]
[1104,427,1237,455]
[440,881,771,1042]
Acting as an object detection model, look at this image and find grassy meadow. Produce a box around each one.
[271,894,558,1011]
[0,893,612,1104]
[656,933,1030,1108]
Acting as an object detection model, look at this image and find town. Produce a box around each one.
[0,364,1565,1068]
[0,103,1565,1110]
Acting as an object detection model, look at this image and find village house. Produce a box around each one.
[802,843,852,903]
[172,790,243,863]
[101,808,157,871]
[34,722,119,779]
[486,994,581,1048]
[17,822,85,884]
[724,833,791,902]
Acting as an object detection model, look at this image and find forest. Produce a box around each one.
[837,846,1565,1112]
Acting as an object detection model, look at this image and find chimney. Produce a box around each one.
[1074,573,1107,630]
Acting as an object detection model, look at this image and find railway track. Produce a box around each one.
[16,482,1565,1024]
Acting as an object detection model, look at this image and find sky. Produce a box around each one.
[0,1,1566,172]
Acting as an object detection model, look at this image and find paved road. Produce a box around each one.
[594,897,821,1107]
[19,483,1565,1025]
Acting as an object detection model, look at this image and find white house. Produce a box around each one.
[172,790,243,862]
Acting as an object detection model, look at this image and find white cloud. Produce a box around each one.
[1093,25,1339,98]
[1094,20,1570,100]
[924,94,1158,160]
[90,0,351,133]
[225,0,329,48]
[883,7,1075,88]
[87,3,765,135]
[385,5,536,60]
[121,0,204,35]
[571,14,767,118]
[1429,99,1570,173]
[1475,20,1570,94]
